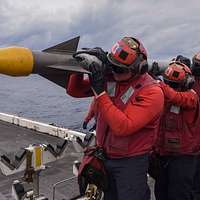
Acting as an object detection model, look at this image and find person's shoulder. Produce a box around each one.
[140,83,164,97]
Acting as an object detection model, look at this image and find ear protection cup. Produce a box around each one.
[184,73,195,89]
[130,54,148,74]
[139,59,148,74]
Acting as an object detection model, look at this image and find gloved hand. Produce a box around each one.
[82,121,88,129]
[175,55,191,68]
[192,53,200,76]
[149,61,161,76]
[73,48,106,95]
[73,47,108,64]
[89,61,105,95]
[89,123,96,132]
[73,52,102,71]
[82,121,96,131]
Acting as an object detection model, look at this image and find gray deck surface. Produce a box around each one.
[0,120,155,200]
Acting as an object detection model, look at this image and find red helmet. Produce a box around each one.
[107,37,147,69]
[164,61,194,90]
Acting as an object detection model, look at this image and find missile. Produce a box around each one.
[0,36,90,88]
[0,36,169,88]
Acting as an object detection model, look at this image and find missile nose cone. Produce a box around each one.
[0,47,34,76]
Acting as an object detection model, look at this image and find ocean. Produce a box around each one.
[0,74,92,130]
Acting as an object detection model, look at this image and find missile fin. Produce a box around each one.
[46,64,90,74]
[42,36,80,54]
[38,63,90,89]
[38,68,69,88]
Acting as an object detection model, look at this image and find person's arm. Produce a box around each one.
[96,85,164,136]
[68,47,107,98]
[84,98,97,123]
[66,74,93,98]
[160,82,197,109]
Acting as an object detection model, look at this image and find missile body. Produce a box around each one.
[0,36,169,88]
[0,47,79,76]
[0,47,168,77]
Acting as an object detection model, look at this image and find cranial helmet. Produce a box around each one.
[164,61,195,90]
[107,37,148,74]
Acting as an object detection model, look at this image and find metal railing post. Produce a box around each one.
[52,176,77,200]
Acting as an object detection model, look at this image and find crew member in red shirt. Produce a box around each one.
[154,61,199,200]
[67,37,164,200]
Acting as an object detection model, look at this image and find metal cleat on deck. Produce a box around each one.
[72,131,96,153]
[1,154,16,170]
[45,140,68,157]
[0,128,97,200]
[0,141,68,176]
[1,150,27,173]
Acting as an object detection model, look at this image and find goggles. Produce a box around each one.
[122,37,139,50]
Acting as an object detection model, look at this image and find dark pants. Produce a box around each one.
[194,155,200,200]
[154,155,197,200]
[104,153,150,200]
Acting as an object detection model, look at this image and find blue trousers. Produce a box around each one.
[104,153,150,200]
[154,155,197,200]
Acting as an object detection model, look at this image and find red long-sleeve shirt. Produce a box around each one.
[156,82,199,155]
[96,87,164,136]
[84,97,98,123]
[160,82,198,109]
[67,74,164,135]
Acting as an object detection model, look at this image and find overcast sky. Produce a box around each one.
[0,0,200,60]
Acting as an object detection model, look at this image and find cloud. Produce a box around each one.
[0,0,200,59]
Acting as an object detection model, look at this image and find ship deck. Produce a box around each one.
[0,120,80,200]
[0,120,155,200]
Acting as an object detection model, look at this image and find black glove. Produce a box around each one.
[82,121,88,129]
[73,47,108,64]
[89,123,96,132]
[149,61,161,76]
[82,121,96,131]
[89,61,105,95]
[175,55,191,68]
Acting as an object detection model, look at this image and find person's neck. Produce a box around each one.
[117,73,141,83]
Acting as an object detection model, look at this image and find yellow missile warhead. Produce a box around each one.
[0,47,33,76]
